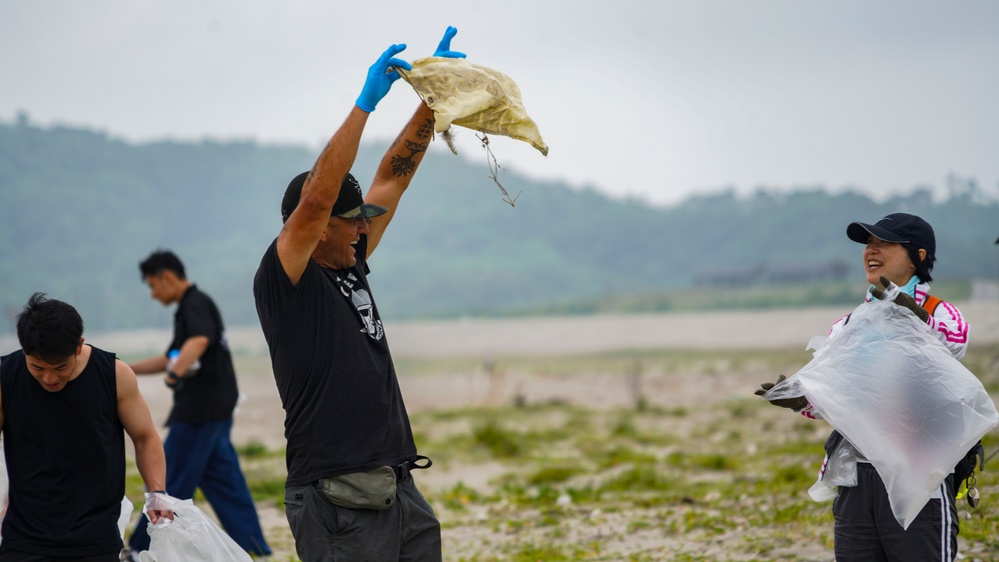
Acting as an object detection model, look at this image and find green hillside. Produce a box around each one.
[1,119,997,333]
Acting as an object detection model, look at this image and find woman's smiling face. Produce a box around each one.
[862,236,916,287]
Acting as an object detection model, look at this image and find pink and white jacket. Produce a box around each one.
[799,280,969,420]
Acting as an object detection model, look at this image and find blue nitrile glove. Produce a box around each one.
[356,44,412,113]
[433,26,466,59]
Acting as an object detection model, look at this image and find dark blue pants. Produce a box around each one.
[127,419,271,555]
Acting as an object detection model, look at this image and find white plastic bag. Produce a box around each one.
[766,299,998,529]
[139,495,251,562]
[118,496,133,539]
[808,435,860,501]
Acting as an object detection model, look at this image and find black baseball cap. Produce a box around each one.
[280,171,388,223]
[846,213,936,259]
[847,212,937,282]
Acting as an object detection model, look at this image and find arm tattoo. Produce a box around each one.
[390,140,428,177]
[416,118,434,140]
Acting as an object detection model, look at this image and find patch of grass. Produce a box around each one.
[595,445,657,470]
[610,417,640,439]
[507,542,574,561]
[770,463,816,487]
[236,439,272,459]
[527,465,585,486]
[602,465,675,493]
[245,475,286,503]
[665,451,741,471]
[437,481,483,511]
[124,470,147,510]
[471,418,523,458]
[661,405,690,417]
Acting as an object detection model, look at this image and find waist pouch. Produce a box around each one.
[319,466,397,510]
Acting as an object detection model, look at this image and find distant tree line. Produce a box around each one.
[1,119,997,333]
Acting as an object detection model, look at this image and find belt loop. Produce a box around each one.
[394,455,433,482]
[411,455,433,470]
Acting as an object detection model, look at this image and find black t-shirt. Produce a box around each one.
[166,285,239,425]
[253,235,417,486]
[0,346,125,556]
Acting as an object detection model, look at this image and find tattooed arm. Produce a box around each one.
[364,102,436,256]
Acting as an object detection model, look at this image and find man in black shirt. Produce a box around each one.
[253,27,464,561]
[124,250,271,557]
[0,293,171,561]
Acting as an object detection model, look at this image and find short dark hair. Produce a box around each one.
[139,250,186,281]
[16,292,84,363]
[904,242,935,283]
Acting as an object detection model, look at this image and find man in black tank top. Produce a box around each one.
[253,28,466,561]
[0,293,170,561]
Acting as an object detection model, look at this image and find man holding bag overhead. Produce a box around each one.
[253,27,465,561]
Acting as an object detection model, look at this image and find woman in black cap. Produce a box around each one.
[759,212,970,561]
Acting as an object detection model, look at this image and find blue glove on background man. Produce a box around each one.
[434,26,466,58]
[356,43,412,113]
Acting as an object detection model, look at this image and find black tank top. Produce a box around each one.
[0,346,125,556]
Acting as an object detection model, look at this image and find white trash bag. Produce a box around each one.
[765,298,998,529]
[808,434,861,502]
[118,496,133,539]
[138,495,251,562]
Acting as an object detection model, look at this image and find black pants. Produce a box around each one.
[833,463,958,561]
[0,549,118,562]
[284,474,441,561]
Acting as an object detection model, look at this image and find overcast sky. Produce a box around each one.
[2,1,997,205]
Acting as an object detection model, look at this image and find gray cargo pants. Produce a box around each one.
[284,473,442,561]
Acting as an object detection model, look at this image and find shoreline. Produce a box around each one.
[5,301,995,358]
